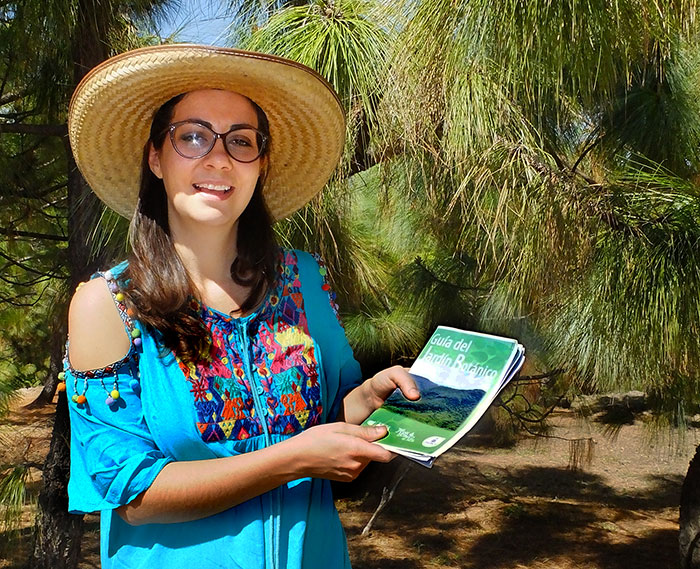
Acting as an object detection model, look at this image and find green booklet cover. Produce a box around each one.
[363,326,525,467]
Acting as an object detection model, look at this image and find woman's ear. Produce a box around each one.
[148,143,163,179]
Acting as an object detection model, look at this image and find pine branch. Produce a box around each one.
[0,91,26,106]
[0,56,11,97]
[0,260,67,281]
[0,279,53,307]
[0,292,43,307]
[0,123,67,137]
[0,227,68,242]
[8,138,44,158]
[0,250,64,277]
[0,109,40,122]
[0,270,59,287]
[1,182,69,202]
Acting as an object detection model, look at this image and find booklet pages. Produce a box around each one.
[363,326,525,467]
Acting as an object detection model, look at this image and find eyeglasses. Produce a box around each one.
[166,120,268,163]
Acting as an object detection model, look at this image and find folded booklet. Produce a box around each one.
[363,326,525,467]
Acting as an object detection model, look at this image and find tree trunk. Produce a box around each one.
[29,40,109,567]
[28,392,84,569]
[30,318,67,407]
[28,139,107,569]
[680,444,700,568]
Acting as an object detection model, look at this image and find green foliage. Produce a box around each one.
[244,0,388,114]
[247,0,700,430]
[0,0,697,442]
[0,2,172,413]
[0,126,69,414]
[244,1,430,366]
[0,464,33,538]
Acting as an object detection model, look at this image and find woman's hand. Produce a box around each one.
[284,422,393,482]
[339,365,420,425]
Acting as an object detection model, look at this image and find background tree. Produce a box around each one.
[0,2,171,567]
[2,0,700,566]
[242,0,700,563]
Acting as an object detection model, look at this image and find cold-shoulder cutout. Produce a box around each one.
[68,278,133,372]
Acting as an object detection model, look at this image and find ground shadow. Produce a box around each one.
[350,460,684,521]
[463,503,678,569]
[602,528,679,569]
[350,540,425,569]
[495,466,684,511]
[345,459,684,569]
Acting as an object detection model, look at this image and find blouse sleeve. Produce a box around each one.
[296,251,363,422]
[64,275,174,514]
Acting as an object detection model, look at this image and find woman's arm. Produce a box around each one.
[116,421,390,525]
[68,279,393,526]
[338,366,421,425]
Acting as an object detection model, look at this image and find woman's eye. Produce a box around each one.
[229,136,252,147]
[179,131,208,146]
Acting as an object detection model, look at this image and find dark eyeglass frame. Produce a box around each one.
[166,120,268,163]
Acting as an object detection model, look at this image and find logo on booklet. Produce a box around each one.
[422,436,446,448]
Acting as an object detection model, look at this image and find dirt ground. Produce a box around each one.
[0,387,696,569]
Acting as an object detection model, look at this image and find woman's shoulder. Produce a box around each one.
[277,248,342,323]
[277,247,322,272]
[68,262,133,372]
[70,259,131,316]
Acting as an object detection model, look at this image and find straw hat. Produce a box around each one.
[68,44,345,221]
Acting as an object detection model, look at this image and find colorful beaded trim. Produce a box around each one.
[311,253,343,326]
[59,270,142,408]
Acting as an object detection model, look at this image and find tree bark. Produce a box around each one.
[29,316,67,407]
[29,10,111,561]
[680,444,700,568]
[28,136,106,569]
[28,392,84,569]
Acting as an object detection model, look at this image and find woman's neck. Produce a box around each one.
[171,223,247,311]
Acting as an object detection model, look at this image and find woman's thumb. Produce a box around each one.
[356,424,388,441]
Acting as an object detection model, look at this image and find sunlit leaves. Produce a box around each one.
[240,0,700,422]
[245,0,388,113]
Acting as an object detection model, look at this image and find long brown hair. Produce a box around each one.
[123,92,278,364]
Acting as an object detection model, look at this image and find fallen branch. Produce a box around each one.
[362,460,414,536]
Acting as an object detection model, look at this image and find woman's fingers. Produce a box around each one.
[291,423,394,481]
[334,423,392,461]
[351,423,388,441]
[394,368,420,400]
[372,365,420,401]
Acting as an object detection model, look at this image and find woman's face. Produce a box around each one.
[148,89,264,236]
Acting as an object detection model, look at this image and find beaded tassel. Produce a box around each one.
[64,269,142,409]
[57,371,66,393]
[103,270,142,351]
[103,374,121,407]
[72,373,88,406]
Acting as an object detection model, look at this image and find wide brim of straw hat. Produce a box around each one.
[68,44,345,221]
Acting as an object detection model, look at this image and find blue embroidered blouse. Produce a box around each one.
[64,249,362,569]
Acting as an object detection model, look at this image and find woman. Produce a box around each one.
[62,45,418,569]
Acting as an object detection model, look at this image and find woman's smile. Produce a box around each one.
[192,182,235,197]
[147,89,263,233]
